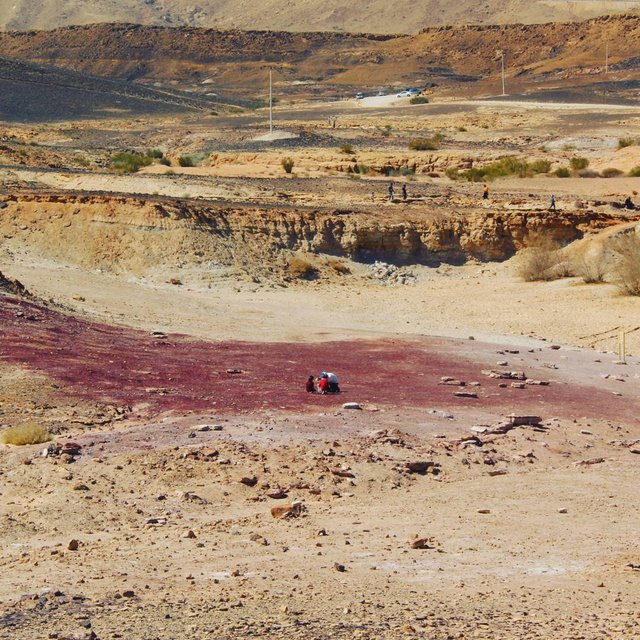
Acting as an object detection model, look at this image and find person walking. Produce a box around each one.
[387,181,394,202]
[482,183,489,200]
[401,184,407,201]
[549,194,556,211]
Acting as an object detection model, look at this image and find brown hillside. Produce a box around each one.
[0,0,639,33]
[0,16,639,97]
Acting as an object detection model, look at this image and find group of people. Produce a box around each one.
[386,182,408,202]
[306,371,340,394]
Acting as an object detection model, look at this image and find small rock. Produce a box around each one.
[405,461,435,475]
[240,476,258,487]
[342,403,362,410]
[454,391,477,398]
[72,483,90,491]
[122,590,135,598]
[477,509,491,514]
[558,508,568,514]
[182,529,197,539]
[334,563,346,572]
[67,539,80,551]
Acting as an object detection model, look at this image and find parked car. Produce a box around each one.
[355,92,365,99]
[396,90,410,97]
[407,88,421,96]
[377,90,386,96]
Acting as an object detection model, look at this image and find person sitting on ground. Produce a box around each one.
[317,374,329,394]
[624,196,635,210]
[305,375,316,393]
[326,372,340,393]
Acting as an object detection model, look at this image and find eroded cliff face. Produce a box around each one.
[0,192,626,278]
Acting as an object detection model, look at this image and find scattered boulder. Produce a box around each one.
[271,501,305,519]
[342,402,362,410]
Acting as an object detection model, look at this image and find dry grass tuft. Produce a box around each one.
[517,235,565,282]
[610,233,640,296]
[287,256,318,279]
[1,422,52,446]
[327,258,351,274]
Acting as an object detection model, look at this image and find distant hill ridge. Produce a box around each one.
[0,0,639,33]
[0,16,639,95]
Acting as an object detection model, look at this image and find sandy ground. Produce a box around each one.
[1,97,640,639]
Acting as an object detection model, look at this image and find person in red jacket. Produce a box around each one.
[317,376,329,394]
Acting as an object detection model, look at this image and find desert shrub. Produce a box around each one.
[517,236,564,282]
[281,157,295,174]
[578,169,599,178]
[457,156,543,182]
[327,258,351,274]
[146,148,164,159]
[209,110,219,116]
[570,157,589,171]
[399,166,415,176]
[572,253,609,283]
[601,167,623,178]
[339,143,354,154]
[408,137,439,151]
[445,167,460,180]
[629,166,640,177]
[288,256,317,279]
[617,137,635,149]
[529,159,552,174]
[178,155,195,167]
[111,152,152,173]
[159,157,171,166]
[457,126,467,132]
[554,167,570,178]
[1,422,52,446]
[356,163,370,174]
[610,233,640,295]
[410,96,429,104]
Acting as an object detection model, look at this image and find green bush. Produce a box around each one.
[159,157,171,166]
[281,157,295,174]
[111,152,153,173]
[554,167,571,178]
[408,137,439,151]
[339,143,354,154]
[178,156,195,167]
[601,167,623,178]
[356,163,370,175]
[529,159,552,174]
[618,137,635,149]
[570,157,589,171]
[456,156,539,182]
[629,166,640,177]
[410,96,429,104]
[146,148,164,159]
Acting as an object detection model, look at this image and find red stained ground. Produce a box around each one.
[0,295,636,422]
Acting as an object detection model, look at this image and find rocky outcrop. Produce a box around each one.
[0,192,631,277]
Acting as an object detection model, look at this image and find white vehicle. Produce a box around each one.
[355,92,365,99]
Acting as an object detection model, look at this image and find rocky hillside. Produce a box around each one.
[0,191,630,279]
[0,16,639,97]
[0,0,638,33]
[0,54,218,121]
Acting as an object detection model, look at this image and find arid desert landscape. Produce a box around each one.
[1,8,640,640]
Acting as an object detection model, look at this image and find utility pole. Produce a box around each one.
[501,52,507,96]
[269,70,273,134]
